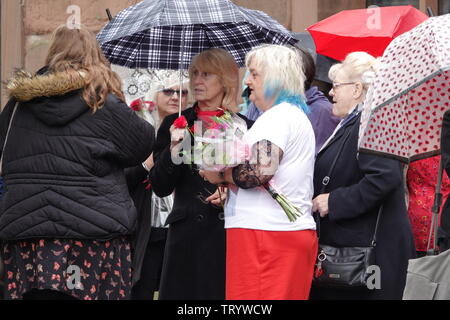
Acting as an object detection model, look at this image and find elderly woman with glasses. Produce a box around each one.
[311,52,416,300]
[149,48,252,300]
[126,71,190,300]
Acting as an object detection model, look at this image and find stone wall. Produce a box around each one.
[24,0,140,35]
[233,0,291,29]
[318,0,365,20]
[23,0,140,73]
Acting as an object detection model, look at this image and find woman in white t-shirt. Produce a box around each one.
[200,44,318,300]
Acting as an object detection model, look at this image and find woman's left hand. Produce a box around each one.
[206,187,227,206]
[312,193,330,218]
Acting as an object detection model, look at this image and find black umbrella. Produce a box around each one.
[293,32,337,85]
[97,0,298,70]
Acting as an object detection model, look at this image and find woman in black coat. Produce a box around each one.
[311,52,416,300]
[439,110,450,252]
[0,26,154,300]
[149,48,252,300]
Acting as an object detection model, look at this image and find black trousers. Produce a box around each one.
[131,228,167,300]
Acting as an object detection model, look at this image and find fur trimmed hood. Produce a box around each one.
[5,69,91,126]
[6,69,87,102]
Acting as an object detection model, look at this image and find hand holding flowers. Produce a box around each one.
[173,115,188,129]
[170,115,188,153]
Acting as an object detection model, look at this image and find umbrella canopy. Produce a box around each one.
[97,0,297,70]
[358,14,450,163]
[307,5,428,61]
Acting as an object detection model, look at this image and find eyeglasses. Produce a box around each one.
[161,89,188,97]
[332,82,356,90]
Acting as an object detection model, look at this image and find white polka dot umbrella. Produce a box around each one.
[359,14,450,163]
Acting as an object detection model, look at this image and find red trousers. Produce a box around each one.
[226,228,318,300]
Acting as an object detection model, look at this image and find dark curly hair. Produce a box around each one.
[296,47,316,91]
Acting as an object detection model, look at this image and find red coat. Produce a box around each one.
[407,156,450,251]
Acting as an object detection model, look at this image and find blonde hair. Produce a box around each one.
[151,78,191,129]
[189,48,239,112]
[245,44,305,99]
[329,52,379,95]
[45,25,125,112]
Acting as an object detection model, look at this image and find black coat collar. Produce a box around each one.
[317,112,361,156]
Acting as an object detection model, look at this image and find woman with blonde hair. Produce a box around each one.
[0,25,154,300]
[311,52,415,299]
[149,48,252,299]
[201,44,318,300]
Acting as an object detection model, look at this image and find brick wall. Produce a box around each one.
[23,0,140,74]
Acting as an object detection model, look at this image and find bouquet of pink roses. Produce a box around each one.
[195,110,250,172]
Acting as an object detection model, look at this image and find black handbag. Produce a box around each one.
[312,127,382,289]
[313,208,382,288]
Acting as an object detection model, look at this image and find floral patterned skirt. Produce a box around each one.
[1,237,132,300]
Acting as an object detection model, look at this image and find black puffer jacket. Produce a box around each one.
[0,70,154,240]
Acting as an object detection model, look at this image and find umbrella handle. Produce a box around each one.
[427,157,444,255]
[106,9,113,21]
[179,69,183,117]
[427,7,435,17]
[179,29,186,117]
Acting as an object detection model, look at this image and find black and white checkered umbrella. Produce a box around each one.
[97,0,298,70]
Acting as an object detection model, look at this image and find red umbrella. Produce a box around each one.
[307,5,428,61]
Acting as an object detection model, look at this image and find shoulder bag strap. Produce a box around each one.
[316,127,383,247]
[371,205,383,247]
[319,130,352,194]
[316,129,352,239]
[0,102,19,175]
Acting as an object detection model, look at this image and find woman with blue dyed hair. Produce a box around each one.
[201,44,318,300]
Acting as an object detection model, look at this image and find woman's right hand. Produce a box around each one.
[312,193,330,218]
[169,125,185,153]
[206,186,228,206]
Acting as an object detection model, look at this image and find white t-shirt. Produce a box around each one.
[224,102,317,231]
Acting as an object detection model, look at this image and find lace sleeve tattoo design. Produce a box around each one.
[232,140,284,189]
